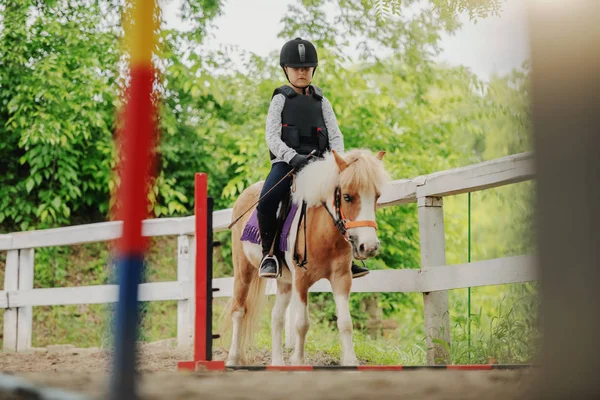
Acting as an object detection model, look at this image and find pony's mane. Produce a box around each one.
[292,149,390,207]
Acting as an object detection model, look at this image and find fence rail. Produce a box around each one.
[1,152,536,363]
[3,282,192,308]
[0,152,533,251]
[212,255,536,298]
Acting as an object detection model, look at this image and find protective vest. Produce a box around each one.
[270,85,330,160]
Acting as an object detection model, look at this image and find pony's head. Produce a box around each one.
[293,148,390,260]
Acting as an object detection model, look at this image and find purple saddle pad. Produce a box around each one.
[240,203,299,252]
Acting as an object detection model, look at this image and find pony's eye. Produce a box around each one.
[343,194,353,203]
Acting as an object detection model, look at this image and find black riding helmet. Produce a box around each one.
[279,37,318,94]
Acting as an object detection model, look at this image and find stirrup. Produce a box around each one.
[259,254,281,278]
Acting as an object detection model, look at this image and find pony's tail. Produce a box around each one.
[217,269,268,364]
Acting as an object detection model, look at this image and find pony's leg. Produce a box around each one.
[289,285,310,365]
[226,307,245,367]
[331,274,359,366]
[271,281,292,366]
[226,261,254,366]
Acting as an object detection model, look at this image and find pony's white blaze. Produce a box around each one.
[350,191,380,259]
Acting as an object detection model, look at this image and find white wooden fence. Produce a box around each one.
[1,152,536,363]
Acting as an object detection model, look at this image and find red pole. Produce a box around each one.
[194,172,208,363]
[178,173,224,371]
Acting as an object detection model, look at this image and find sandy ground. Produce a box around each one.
[0,340,538,399]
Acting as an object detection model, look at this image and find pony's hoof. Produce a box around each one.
[226,356,240,367]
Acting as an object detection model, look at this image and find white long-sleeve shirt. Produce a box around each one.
[265,92,344,164]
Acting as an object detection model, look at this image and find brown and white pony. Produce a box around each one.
[221,149,390,366]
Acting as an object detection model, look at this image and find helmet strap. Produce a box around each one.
[282,66,315,95]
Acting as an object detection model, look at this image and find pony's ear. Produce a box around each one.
[332,149,348,172]
[376,151,386,160]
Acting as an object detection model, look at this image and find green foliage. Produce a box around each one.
[0,0,225,232]
[449,283,540,364]
[431,0,503,21]
[33,244,110,289]
[1,0,120,231]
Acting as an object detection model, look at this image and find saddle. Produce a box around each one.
[240,184,306,271]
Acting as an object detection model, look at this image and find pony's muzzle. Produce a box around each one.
[352,238,380,259]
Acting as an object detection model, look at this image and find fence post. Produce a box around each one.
[177,235,195,349]
[17,248,34,352]
[3,250,19,352]
[418,196,451,365]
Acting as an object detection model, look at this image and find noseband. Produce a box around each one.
[322,186,378,242]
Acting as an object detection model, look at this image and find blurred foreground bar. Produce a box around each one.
[528,0,600,398]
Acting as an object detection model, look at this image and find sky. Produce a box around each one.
[161,0,531,81]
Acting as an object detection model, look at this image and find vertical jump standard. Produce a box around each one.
[178,173,225,371]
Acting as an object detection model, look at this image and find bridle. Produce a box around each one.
[321,186,378,242]
[293,179,378,268]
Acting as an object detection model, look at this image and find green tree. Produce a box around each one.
[1,1,122,230]
[0,0,224,231]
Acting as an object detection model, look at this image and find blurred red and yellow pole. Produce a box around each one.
[118,1,157,253]
[110,1,158,399]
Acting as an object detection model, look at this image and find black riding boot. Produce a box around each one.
[257,210,280,278]
[351,262,370,279]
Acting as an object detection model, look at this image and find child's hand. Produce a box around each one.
[290,154,309,171]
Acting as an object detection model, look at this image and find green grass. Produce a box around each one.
[33,304,111,348]
[449,283,540,364]
[302,326,428,365]
[211,282,538,366]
